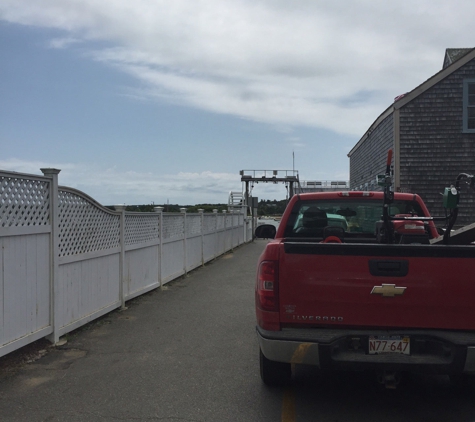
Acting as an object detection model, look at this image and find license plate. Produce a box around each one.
[368,336,410,355]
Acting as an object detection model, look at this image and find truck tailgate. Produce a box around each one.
[279,242,475,331]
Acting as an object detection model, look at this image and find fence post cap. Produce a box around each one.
[154,206,164,213]
[114,205,127,211]
[40,168,61,175]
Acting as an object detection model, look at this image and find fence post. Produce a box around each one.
[229,209,234,252]
[154,207,164,288]
[198,209,204,267]
[114,205,127,309]
[41,168,61,344]
[222,210,227,254]
[242,204,248,243]
[213,209,218,259]
[181,208,187,276]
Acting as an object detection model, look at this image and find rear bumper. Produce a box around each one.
[257,326,475,374]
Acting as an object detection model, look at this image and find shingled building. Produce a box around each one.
[348,48,475,227]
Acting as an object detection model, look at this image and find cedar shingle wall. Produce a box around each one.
[399,59,475,227]
[349,113,394,191]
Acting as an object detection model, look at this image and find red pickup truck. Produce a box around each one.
[255,190,475,388]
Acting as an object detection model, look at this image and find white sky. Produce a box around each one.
[1,0,474,205]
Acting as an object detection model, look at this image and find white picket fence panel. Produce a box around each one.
[0,169,249,358]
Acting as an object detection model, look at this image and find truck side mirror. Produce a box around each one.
[255,224,276,239]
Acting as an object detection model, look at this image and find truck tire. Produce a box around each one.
[259,349,291,386]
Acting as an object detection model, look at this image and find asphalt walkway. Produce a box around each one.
[0,240,284,422]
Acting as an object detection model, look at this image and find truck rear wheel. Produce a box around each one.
[259,349,291,386]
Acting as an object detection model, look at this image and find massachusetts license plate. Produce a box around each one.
[368,336,410,355]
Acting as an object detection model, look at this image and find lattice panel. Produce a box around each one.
[226,215,233,227]
[233,214,240,227]
[125,214,159,245]
[203,215,217,234]
[0,175,50,227]
[186,215,202,237]
[58,190,120,256]
[162,215,184,240]
[216,215,225,230]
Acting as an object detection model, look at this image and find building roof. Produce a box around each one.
[348,47,475,157]
[443,48,473,69]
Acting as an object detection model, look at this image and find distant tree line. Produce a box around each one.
[257,199,287,216]
[121,203,228,213]
[108,199,287,215]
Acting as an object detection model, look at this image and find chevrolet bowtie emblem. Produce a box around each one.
[371,284,406,297]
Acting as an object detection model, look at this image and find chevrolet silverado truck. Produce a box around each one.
[254,157,475,388]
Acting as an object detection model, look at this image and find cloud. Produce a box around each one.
[284,137,306,149]
[0,159,241,205]
[0,158,77,174]
[2,0,475,137]
[48,37,82,49]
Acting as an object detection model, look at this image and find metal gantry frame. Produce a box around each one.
[240,169,300,206]
[239,170,300,238]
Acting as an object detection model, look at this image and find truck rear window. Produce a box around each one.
[283,198,425,239]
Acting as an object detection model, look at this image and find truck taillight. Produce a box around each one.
[256,260,279,312]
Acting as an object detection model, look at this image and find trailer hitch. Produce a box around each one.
[376,371,401,389]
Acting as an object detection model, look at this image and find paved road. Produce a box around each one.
[2,240,475,421]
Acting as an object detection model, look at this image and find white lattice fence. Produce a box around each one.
[185,214,202,271]
[203,214,218,261]
[0,171,53,358]
[163,214,185,240]
[186,214,202,237]
[56,188,122,337]
[1,174,50,228]
[1,168,249,358]
[216,214,225,230]
[234,214,244,246]
[123,212,161,300]
[58,188,120,256]
[125,213,159,246]
[203,214,217,234]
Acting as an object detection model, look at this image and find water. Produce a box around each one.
[256,217,280,228]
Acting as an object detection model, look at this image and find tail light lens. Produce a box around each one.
[256,260,279,311]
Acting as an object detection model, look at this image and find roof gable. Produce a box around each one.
[443,48,473,69]
[393,47,475,110]
[349,47,475,157]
